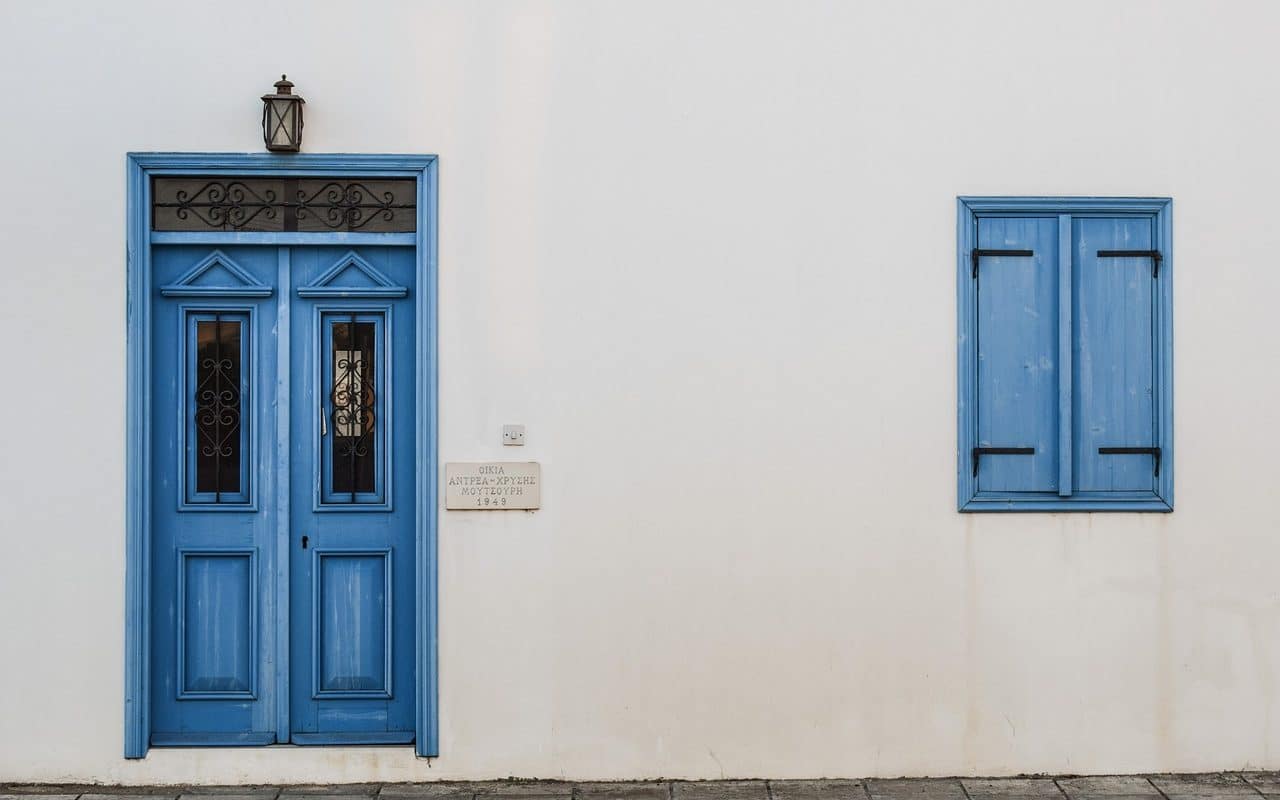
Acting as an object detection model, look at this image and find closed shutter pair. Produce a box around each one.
[972,216,1161,496]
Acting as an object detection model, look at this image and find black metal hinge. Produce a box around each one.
[972,446,1035,476]
[1097,249,1162,278]
[1098,446,1162,477]
[971,249,1034,278]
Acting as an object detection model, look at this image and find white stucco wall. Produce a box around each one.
[2,0,1279,785]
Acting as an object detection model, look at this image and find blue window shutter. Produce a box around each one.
[1072,217,1158,492]
[975,217,1059,492]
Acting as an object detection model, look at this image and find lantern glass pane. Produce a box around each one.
[270,100,296,147]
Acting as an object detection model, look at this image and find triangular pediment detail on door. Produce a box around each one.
[297,251,409,298]
[160,250,274,297]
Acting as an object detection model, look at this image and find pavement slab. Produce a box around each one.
[867,780,965,800]
[573,783,669,800]
[770,781,867,800]
[179,791,280,798]
[471,785,572,800]
[379,786,475,800]
[962,780,1063,800]
[278,790,378,800]
[1056,777,1161,799]
[81,795,182,800]
[672,783,769,800]
[1149,776,1260,799]
[1242,777,1280,797]
[77,788,181,793]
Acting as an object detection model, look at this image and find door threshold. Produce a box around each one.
[291,732,415,745]
[151,732,276,747]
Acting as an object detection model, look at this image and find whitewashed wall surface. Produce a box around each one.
[2,0,1280,786]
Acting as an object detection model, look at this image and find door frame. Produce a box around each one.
[125,153,439,758]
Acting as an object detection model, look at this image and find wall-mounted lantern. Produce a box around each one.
[261,75,305,152]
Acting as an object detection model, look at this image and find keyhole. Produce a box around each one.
[301,535,309,549]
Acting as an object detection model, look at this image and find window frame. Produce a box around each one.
[957,196,1173,512]
[315,306,393,510]
[180,307,255,509]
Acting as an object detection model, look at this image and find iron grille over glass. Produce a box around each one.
[331,317,377,498]
[194,316,242,499]
[153,177,416,232]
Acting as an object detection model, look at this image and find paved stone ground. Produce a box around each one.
[4,774,1280,800]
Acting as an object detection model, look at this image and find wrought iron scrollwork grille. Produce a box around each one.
[330,316,377,500]
[297,182,409,231]
[194,315,242,501]
[168,181,280,231]
[153,177,416,233]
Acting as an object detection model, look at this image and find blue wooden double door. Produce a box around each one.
[149,243,416,746]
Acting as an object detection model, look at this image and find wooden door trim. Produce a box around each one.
[125,153,439,758]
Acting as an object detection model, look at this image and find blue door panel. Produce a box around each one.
[288,246,416,739]
[180,551,255,696]
[150,245,279,743]
[316,551,391,694]
[975,217,1059,492]
[1072,218,1157,492]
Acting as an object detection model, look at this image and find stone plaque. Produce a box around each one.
[445,462,541,510]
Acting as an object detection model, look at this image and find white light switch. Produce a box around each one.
[503,425,525,446]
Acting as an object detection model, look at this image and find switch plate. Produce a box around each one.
[503,425,525,446]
